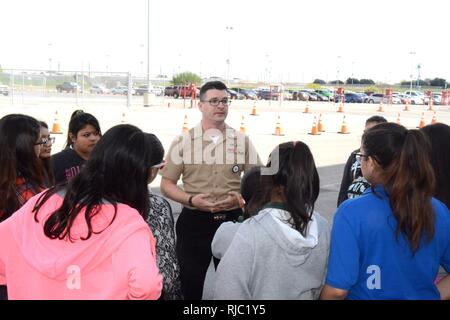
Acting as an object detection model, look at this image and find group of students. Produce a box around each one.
[0,82,449,300]
[202,121,450,300]
[0,111,181,299]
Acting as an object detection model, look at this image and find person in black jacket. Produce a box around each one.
[51,110,101,185]
[337,115,387,207]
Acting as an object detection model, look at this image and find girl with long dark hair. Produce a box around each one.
[51,110,101,185]
[321,123,450,300]
[0,114,46,300]
[0,114,45,222]
[421,123,450,208]
[0,124,162,299]
[213,141,330,299]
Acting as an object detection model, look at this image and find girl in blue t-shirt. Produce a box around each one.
[320,122,450,300]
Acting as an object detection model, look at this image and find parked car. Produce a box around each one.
[344,92,364,103]
[135,85,149,96]
[56,82,81,93]
[364,93,400,104]
[227,89,245,100]
[111,86,135,95]
[150,86,164,96]
[404,94,424,105]
[291,90,309,101]
[256,89,280,100]
[299,90,317,101]
[404,90,424,99]
[0,85,9,96]
[364,93,383,103]
[315,89,334,101]
[395,93,422,105]
[432,93,441,105]
[423,93,441,105]
[90,84,109,94]
[308,91,328,101]
[356,92,369,102]
[230,88,257,100]
[394,93,410,104]
[164,85,199,98]
[282,90,293,101]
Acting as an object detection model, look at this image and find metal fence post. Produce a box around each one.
[21,72,25,104]
[42,76,46,97]
[75,72,79,106]
[127,72,132,108]
[10,70,15,105]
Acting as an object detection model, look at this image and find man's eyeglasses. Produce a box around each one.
[354,152,369,162]
[35,137,56,146]
[201,98,231,107]
[151,160,167,170]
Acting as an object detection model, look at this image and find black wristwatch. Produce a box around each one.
[188,195,194,207]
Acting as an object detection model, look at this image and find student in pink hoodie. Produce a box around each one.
[0,124,163,300]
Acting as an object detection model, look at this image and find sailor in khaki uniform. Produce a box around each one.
[160,81,261,300]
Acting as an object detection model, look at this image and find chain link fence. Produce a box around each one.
[0,69,170,107]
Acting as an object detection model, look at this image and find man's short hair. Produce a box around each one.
[365,115,387,125]
[199,81,227,101]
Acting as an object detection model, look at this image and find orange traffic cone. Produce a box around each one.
[308,116,321,135]
[377,101,384,112]
[240,115,246,134]
[182,114,189,133]
[303,103,310,113]
[396,113,401,125]
[431,112,437,124]
[418,113,425,129]
[273,115,284,136]
[318,113,325,132]
[403,99,410,111]
[250,102,258,116]
[50,111,63,134]
[338,115,350,134]
[337,97,344,113]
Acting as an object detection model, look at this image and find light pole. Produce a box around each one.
[225,26,233,86]
[264,54,271,85]
[351,61,355,86]
[409,51,416,93]
[105,54,110,73]
[48,43,52,72]
[416,64,421,88]
[336,55,341,85]
[139,44,145,77]
[147,0,151,92]
[176,53,182,76]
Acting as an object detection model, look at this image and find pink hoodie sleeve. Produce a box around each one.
[0,217,8,285]
[0,260,5,285]
[113,227,163,300]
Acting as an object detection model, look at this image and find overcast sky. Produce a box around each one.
[1,0,449,83]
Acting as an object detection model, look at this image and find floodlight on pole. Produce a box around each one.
[147,0,151,92]
[336,55,341,84]
[48,43,52,72]
[417,64,421,88]
[225,26,233,86]
[409,51,416,93]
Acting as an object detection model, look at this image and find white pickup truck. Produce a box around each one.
[0,84,9,96]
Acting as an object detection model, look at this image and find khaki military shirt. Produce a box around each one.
[161,123,262,208]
